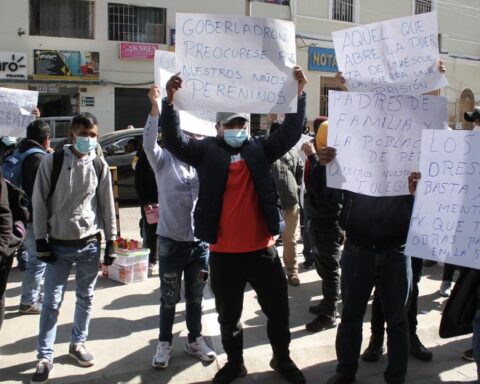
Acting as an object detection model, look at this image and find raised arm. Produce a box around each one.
[143,86,165,173]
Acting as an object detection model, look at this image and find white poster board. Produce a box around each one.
[154,50,216,137]
[406,130,480,270]
[0,87,38,136]
[174,13,297,113]
[332,12,448,94]
[326,90,448,196]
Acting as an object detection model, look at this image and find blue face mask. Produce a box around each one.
[75,136,97,154]
[223,129,248,148]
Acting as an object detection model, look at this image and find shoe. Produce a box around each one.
[270,357,305,384]
[423,259,437,267]
[287,274,300,287]
[212,361,247,384]
[409,334,433,362]
[326,373,355,384]
[30,358,53,384]
[185,336,216,361]
[309,303,340,318]
[68,343,95,367]
[361,337,384,363]
[306,314,336,333]
[462,348,474,361]
[301,260,315,270]
[148,263,158,276]
[439,281,452,297]
[19,302,42,314]
[152,341,173,369]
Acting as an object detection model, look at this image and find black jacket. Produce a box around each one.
[161,94,306,244]
[18,139,46,200]
[304,153,343,221]
[0,177,13,261]
[339,192,414,247]
[134,146,158,207]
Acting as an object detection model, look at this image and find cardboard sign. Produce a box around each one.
[0,87,38,136]
[174,13,297,113]
[326,90,448,196]
[406,130,480,270]
[332,12,448,94]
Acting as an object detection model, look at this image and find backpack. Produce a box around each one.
[3,178,29,257]
[2,147,46,188]
[48,149,104,200]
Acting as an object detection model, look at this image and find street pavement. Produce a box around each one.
[0,207,477,384]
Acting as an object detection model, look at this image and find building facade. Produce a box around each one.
[0,0,478,135]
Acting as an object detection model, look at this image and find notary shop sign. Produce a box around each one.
[0,52,27,79]
[308,47,338,72]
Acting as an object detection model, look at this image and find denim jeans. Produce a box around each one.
[20,224,46,306]
[309,219,344,319]
[210,246,291,363]
[473,309,480,382]
[37,240,100,362]
[336,240,412,384]
[158,236,209,343]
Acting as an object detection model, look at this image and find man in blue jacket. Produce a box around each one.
[161,66,307,384]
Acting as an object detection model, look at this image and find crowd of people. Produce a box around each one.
[0,63,478,384]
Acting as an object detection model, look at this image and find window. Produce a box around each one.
[30,0,94,39]
[415,0,432,14]
[332,0,354,22]
[319,77,342,117]
[108,3,166,43]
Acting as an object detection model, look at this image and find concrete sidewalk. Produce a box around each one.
[0,207,477,384]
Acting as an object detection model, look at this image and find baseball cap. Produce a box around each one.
[315,121,328,148]
[464,106,480,122]
[1,136,18,147]
[216,112,250,125]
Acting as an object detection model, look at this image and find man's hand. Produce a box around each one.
[32,108,40,119]
[318,146,337,166]
[301,141,316,157]
[293,65,307,95]
[148,85,161,116]
[166,73,182,105]
[36,238,56,263]
[408,171,421,195]
[103,240,116,266]
[438,60,446,73]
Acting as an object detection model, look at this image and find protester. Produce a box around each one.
[30,113,116,384]
[144,86,216,369]
[134,144,158,275]
[301,121,344,333]
[161,65,307,384]
[271,122,304,287]
[15,120,50,315]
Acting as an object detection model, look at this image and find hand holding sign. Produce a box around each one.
[148,86,162,116]
[166,73,182,105]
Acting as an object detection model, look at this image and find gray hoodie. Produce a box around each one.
[33,145,117,241]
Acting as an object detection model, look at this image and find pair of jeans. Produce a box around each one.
[140,209,158,265]
[281,205,300,276]
[301,202,315,264]
[370,257,423,339]
[309,219,343,319]
[37,240,100,362]
[20,224,46,306]
[210,246,291,363]
[336,240,412,384]
[158,236,209,343]
[0,255,14,331]
[473,309,480,382]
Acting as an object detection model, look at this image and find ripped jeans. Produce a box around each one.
[157,236,209,343]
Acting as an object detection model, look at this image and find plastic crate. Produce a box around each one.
[105,248,149,284]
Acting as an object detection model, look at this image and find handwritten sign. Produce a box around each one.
[154,50,216,137]
[0,87,38,136]
[406,130,480,270]
[174,13,297,113]
[332,12,448,94]
[326,90,448,196]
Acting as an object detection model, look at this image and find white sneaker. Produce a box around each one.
[148,263,158,277]
[185,336,216,362]
[439,281,452,297]
[152,341,173,369]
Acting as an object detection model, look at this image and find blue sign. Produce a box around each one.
[308,47,338,72]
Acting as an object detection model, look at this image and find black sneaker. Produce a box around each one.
[306,314,336,333]
[212,361,247,384]
[301,260,315,270]
[326,373,355,384]
[30,359,53,384]
[409,334,433,362]
[361,337,384,362]
[69,343,95,367]
[462,348,474,362]
[270,357,306,384]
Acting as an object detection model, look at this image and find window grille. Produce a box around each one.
[415,0,432,14]
[332,0,354,22]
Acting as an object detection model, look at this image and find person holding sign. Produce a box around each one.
[161,66,307,384]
